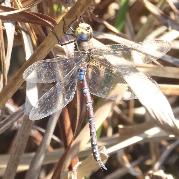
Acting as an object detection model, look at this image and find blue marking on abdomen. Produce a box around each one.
[79,69,85,81]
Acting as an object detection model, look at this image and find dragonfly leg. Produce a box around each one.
[62,17,76,37]
[50,17,77,46]
[50,28,63,44]
[50,27,76,46]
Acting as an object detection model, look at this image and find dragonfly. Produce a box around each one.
[23,22,171,170]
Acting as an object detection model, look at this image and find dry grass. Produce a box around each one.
[0,0,179,179]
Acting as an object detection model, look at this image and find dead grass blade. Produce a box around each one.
[58,148,108,179]
[104,158,143,179]
[3,19,15,84]
[52,107,79,178]
[3,115,33,179]
[118,120,155,137]
[124,70,179,135]
[0,127,171,176]
[107,127,170,156]
[118,153,143,177]
[143,0,179,31]
[0,20,5,89]
[153,140,179,171]
[0,5,56,28]
[0,109,24,134]
[136,64,179,78]
[135,0,166,41]
[76,147,108,178]
[159,84,179,96]
[166,0,179,14]
[107,55,179,136]
[25,111,61,179]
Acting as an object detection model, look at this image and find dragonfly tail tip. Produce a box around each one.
[98,160,107,171]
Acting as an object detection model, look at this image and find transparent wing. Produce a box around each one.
[23,54,83,83]
[91,39,171,63]
[86,56,136,100]
[26,68,78,120]
[87,55,161,100]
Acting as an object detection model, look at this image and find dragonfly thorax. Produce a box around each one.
[75,23,93,42]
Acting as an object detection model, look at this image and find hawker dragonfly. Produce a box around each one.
[23,22,171,170]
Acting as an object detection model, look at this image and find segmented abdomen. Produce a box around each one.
[78,68,107,170]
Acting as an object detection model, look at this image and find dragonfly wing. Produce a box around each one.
[87,57,136,100]
[25,67,78,120]
[91,39,171,63]
[91,44,129,56]
[23,55,82,83]
[139,39,171,63]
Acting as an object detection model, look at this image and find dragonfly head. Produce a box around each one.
[75,23,93,42]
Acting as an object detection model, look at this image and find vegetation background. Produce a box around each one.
[0,0,179,178]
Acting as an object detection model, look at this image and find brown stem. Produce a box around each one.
[52,107,78,179]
